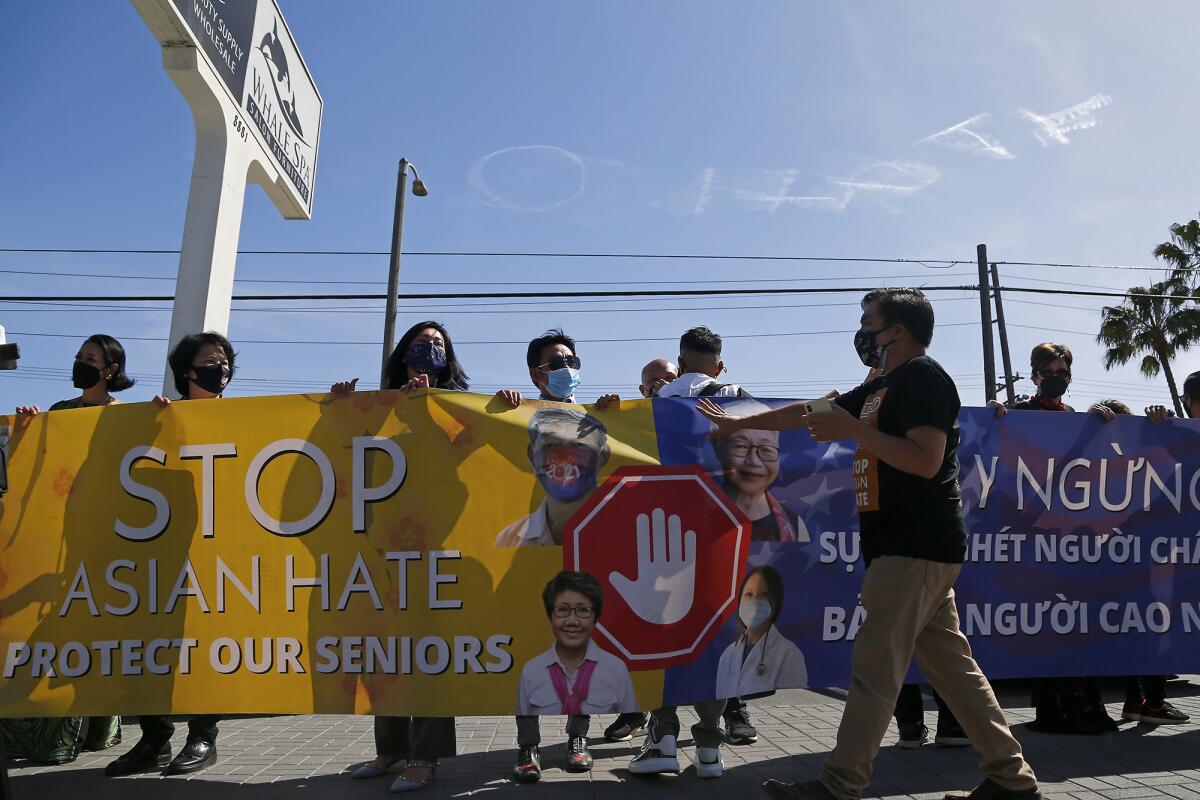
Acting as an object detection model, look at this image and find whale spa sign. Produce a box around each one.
[135,0,322,216]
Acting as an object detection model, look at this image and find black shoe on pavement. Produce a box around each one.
[943,778,1043,799]
[511,745,541,783]
[104,737,172,777]
[897,722,928,749]
[1123,700,1191,725]
[724,706,759,745]
[604,712,648,742]
[935,717,971,747]
[762,778,838,799]
[165,738,217,775]
[564,736,593,772]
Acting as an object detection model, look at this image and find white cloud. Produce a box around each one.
[692,167,716,215]
[732,160,940,214]
[913,113,1015,160]
[467,145,587,212]
[1017,93,1113,146]
[829,160,941,198]
[733,170,848,213]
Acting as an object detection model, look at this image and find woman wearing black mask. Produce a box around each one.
[153,331,235,406]
[105,332,235,778]
[332,320,462,794]
[987,342,1118,735]
[15,334,135,416]
[5,335,131,764]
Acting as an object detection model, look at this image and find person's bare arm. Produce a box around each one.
[807,404,947,480]
[697,398,813,436]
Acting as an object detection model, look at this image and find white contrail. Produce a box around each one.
[914,113,1015,160]
[1017,93,1113,146]
[692,167,716,215]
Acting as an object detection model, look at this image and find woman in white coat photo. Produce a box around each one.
[716,565,807,699]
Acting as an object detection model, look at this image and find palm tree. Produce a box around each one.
[1153,215,1200,287]
[1096,277,1200,417]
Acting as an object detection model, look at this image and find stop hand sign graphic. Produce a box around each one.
[564,465,751,670]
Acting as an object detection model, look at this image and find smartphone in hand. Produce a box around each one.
[804,398,834,415]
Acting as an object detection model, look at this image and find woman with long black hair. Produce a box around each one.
[332,320,463,794]
[5,334,134,765]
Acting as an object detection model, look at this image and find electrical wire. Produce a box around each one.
[0,321,982,347]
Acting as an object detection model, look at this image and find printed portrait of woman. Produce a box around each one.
[711,400,803,542]
[716,565,807,699]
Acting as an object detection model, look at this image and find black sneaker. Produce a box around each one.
[604,712,648,742]
[762,778,838,799]
[564,736,593,773]
[1123,701,1190,725]
[935,718,971,747]
[511,745,541,783]
[724,707,758,745]
[943,778,1043,799]
[897,722,928,749]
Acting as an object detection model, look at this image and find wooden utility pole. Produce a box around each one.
[977,244,998,402]
[990,262,1017,405]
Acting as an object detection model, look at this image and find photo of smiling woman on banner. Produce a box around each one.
[711,400,803,542]
[516,571,637,716]
[716,565,808,698]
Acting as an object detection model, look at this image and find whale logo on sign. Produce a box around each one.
[258,19,306,143]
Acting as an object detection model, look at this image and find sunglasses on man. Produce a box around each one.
[537,354,582,372]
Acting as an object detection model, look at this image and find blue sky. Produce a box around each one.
[2,1,1198,409]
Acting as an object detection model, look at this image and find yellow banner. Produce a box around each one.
[0,390,663,717]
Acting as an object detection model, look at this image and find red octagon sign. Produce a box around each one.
[563,465,751,670]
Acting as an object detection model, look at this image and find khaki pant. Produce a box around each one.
[820,556,1037,800]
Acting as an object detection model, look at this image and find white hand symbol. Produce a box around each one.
[609,508,697,625]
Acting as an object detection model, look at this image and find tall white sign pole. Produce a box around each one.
[131,0,322,395]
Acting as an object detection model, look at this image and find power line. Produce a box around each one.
[998,260,1196,274]
[1,322,980,347]
[0,284,1191,302]
[0,247,965,266]
[4,246,1194,274]
[0,266,979,286]
[0,297,984,316]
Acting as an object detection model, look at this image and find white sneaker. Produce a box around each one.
[695,746,723,779]
[628,734,679,774]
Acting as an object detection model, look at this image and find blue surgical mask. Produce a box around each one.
[405,341,448,377]
[739,598,771,630]
[545,367,581,400]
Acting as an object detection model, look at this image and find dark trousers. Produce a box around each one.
[724,696,748,718]
[375,717,456,762]
[894,683,958,728]
[1124,676,1167,707]
[647,701,726,748]
[515,714,589,748]
[138,715,221,745]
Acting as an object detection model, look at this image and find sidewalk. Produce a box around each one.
[8,681,1200,799]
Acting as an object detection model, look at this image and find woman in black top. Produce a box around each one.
[5,335,133,764]
[989,342,1117,735]
[15,334,135,415]
[105,332,235,777]
[332,321,463,793]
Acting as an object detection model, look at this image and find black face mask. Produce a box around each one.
[1038,373,1070,398]
[72,362,103,390]
[854,328,891,368]
[191,363,230,395]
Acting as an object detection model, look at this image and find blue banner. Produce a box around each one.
[652,400,1200,705]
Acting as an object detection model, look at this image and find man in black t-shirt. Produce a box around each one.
[700,288,1040,800]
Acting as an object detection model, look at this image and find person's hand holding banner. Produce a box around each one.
[609,508,697,625]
